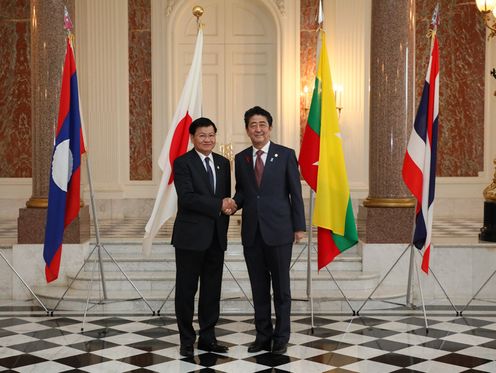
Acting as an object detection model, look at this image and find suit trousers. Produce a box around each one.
[243,226,292,344]
[174,237,224,346]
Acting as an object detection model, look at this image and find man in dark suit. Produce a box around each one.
[233,106,306,354]
[172,117,236,357]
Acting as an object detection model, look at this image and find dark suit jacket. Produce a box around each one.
[233,142,306,247]
[172,149,231,251]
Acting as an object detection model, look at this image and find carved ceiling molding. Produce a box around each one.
[273,0,286,15]
[166,0,177,16]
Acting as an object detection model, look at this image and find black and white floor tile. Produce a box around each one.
[0,217,485,243]
[1,311,496,372]
[1,217,492,372]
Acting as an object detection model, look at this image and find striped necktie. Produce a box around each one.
[205,157,214,193]
[255,150,264,186]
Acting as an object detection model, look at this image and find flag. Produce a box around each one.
[143,28,203,255]
[299,30,358,270]
[43,38,86,283]
[402,31,439,274]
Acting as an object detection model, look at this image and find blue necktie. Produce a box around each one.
[205,157,214,193]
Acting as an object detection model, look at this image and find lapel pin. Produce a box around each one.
[270,158,274,162]
[275,153,278,157]
[216,165,220,170]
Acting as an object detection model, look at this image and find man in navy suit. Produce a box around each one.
[233,106,306,354]
[172,117,236,357]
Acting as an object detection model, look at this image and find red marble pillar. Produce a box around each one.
[17,0,89,244]
[0,0,31,177]
[129,0,152,180]
[416,1,484,177]
[362,0,415,243]
[299,0,319,140]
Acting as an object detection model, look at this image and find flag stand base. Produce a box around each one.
[50,153,154,330]
[356,243,459,331]
[290,190,356,333]
[460,269,496,315]
[0,251,49,314]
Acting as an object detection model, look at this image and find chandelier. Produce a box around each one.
[476,0,496,38]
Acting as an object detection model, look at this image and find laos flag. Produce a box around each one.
[43,38,86,283]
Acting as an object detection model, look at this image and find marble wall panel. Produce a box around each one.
[0,0,31,177]
[300,0,319,138]
[416,1,485,176]
[129,0,152,180]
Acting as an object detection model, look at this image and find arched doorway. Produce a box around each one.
[169,0,278,155]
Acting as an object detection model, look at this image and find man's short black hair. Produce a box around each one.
[189,117,217,135]
[244,106,273,129]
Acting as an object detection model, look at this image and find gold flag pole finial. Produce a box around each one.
[193,5,204,28]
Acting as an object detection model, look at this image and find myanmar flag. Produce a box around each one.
[298,30,358,270]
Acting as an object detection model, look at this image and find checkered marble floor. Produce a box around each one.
[1,311,496,372]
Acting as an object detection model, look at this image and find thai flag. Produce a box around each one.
[43,38,86,283]
[402,34,439,274]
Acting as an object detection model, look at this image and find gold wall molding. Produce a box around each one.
[26,198,85,208]
[363,197,416,208]
[26,197,48,208]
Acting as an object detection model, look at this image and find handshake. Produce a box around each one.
[222,198,237,215]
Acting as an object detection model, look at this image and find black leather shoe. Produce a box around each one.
[179,344,194,357]
[198,340,229,353]
[247,340,271,353]
[272,342,287,354]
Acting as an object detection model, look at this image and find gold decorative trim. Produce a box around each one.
[26,197,48,208]
[483,160,496,202]
[192,5,204,18]
[25,198,85,208]
[363,197,416,208]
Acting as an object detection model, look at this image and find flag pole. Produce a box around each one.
[461,269,496,315]
[0,251,49,313]
[405,235,416,306]
[51,108,156,320]
[294,0,356,318]
[306,190,315,331]
[358,222,458,317]
[85,151,107,301]
[51,13,154,318]
[155,7,253,314]
[359,3,457,317]
[415,255,429,330]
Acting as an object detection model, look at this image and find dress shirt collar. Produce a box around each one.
[195,150,214,165]
[252,141,271,157]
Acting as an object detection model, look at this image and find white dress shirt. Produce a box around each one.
[252,141,271,167]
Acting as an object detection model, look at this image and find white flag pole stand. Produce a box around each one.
[0,251,49,313]
[50,152,155,326]
[461,269,496,315]
[290,189,356,332]
[356,209,459,329]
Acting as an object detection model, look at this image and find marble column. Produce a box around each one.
[18,0,89,243]
[361,0,415,243]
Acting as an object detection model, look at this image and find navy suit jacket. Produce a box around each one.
[233,142,306,247]
[172,149,231,251]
